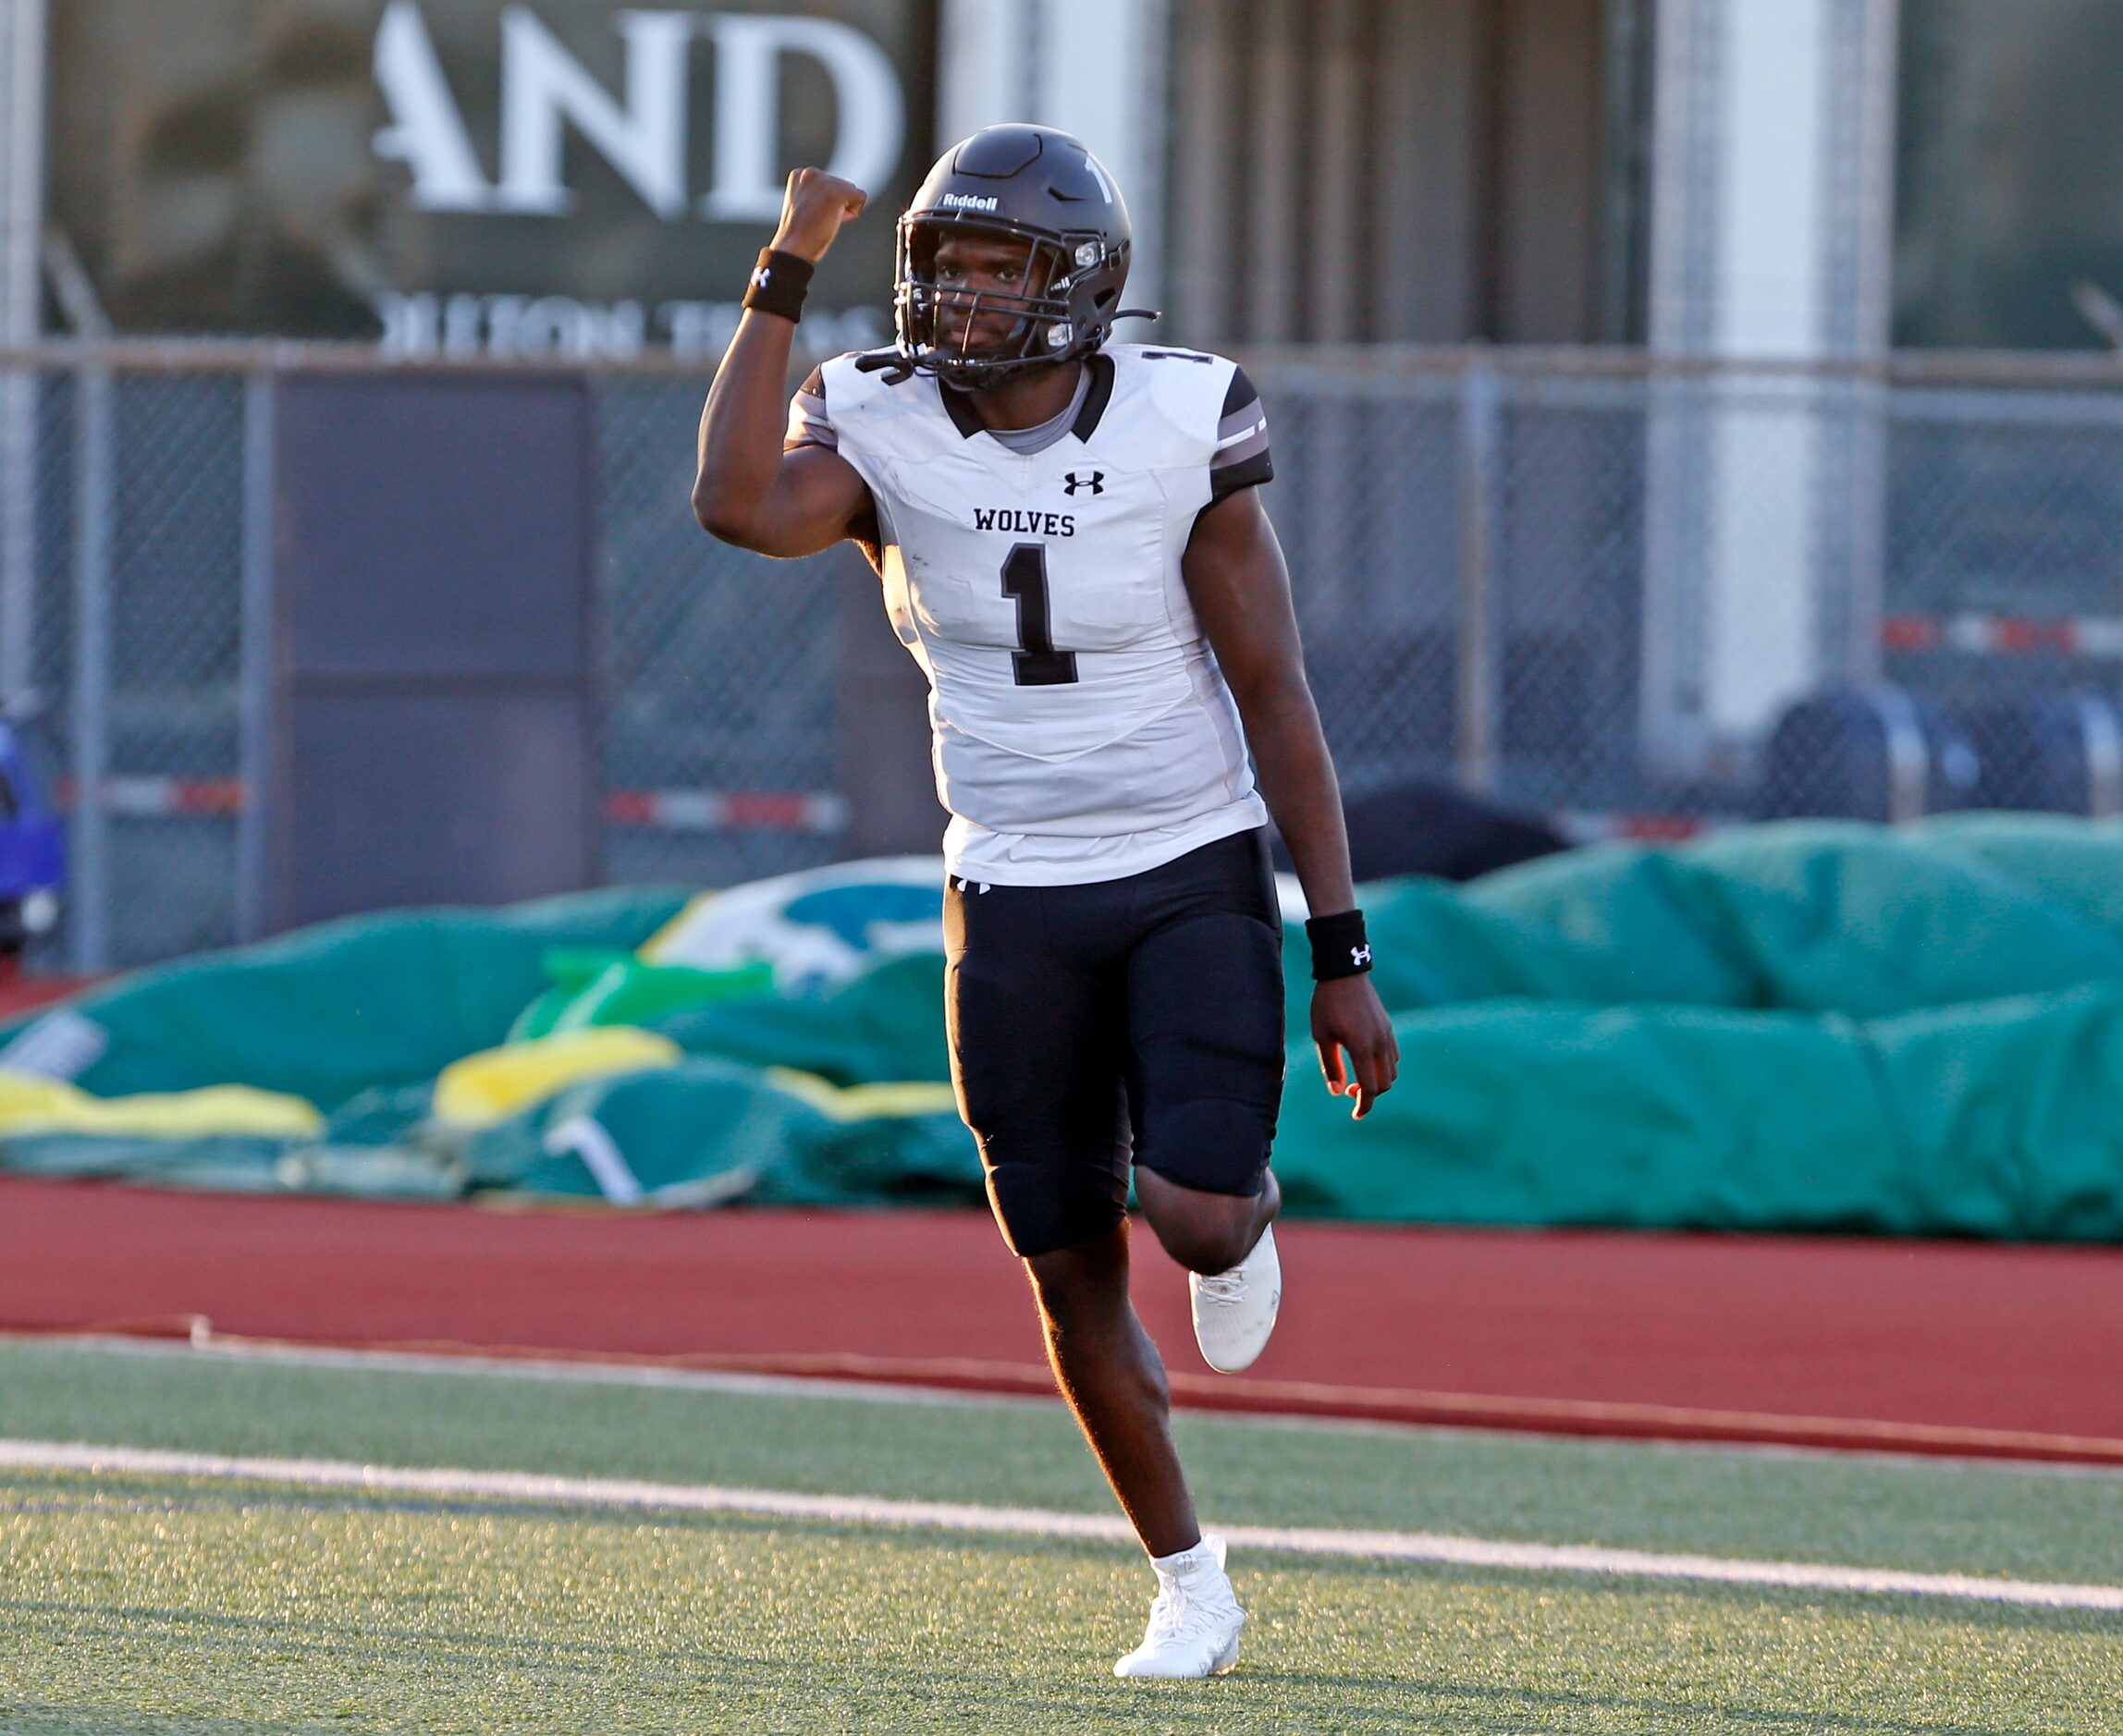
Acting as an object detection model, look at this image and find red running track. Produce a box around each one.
[4,1175,2120,1465]
[0,975,92,1019]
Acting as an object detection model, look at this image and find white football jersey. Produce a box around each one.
[788,344,1275,886]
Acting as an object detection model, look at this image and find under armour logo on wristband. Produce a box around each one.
[1351,944,1371,969]
[743,248,813,322]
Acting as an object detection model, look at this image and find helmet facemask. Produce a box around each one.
[894,215,1125,391]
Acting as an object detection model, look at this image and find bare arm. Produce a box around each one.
[1183,485,1400,1117]
[693,168,876,556]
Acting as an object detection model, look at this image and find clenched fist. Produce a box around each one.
[771,168,868,263]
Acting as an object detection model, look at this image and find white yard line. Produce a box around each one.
[21,1330,1054,1412]
[6,1436,2121,1614]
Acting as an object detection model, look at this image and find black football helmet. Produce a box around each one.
[877,125,1150,389]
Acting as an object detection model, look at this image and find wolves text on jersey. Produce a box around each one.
[972,507,1077,537]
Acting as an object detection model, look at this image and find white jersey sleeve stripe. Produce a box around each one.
[1209,366,1273,498]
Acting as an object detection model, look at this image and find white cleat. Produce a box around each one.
[1112,1535,1246,1680]
[1189,1223,1282,1373]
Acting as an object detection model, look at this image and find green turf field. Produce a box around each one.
[4,1337,2120,1733]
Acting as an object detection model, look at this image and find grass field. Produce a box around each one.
[4,1337,2121,1733]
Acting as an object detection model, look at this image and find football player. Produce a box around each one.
[694,125,1398,1680]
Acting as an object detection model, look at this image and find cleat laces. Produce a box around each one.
[1138,1577,1228,1653]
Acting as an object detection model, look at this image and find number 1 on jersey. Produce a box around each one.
[1000,544,1078,686]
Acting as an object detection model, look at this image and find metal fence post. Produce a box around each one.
[235,368,276,944]
[1455,359,1503,794]
[67,348,112,971]
[1816,371,1890,691]
[0,369,33,716]
[1,0,51,720]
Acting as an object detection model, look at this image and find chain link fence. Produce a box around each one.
[594,374,843,893]
[5,361,252,971]
[1259,352,2123,833]
[4,344,2122,972]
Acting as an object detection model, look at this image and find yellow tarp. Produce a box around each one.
[0,1070,324,1140]
[432,1027,682,1130]
[765,1068,960,1122]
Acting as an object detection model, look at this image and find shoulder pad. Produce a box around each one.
[1109,345,1239,447]
[820,349,906,407]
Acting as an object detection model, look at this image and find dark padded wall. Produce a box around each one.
[266,373,596,930]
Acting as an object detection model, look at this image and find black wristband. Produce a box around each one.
[742,248,815,324]
[1306,909,1372,981]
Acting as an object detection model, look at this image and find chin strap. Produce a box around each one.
[853,306,1160,389]
[853,350,919,385]
[854,330,1151,394]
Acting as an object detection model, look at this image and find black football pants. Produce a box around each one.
[943,828,1286,1259]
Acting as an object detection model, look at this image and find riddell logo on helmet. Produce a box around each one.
[939,192,1000,211]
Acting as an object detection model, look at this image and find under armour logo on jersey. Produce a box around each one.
[1351,944,1372,969]
[1062,471,1106,496]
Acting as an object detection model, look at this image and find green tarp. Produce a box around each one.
[14,886,693,1109]
[6,816,2123,1240]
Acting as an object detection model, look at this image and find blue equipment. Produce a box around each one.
[0,722,65,961]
